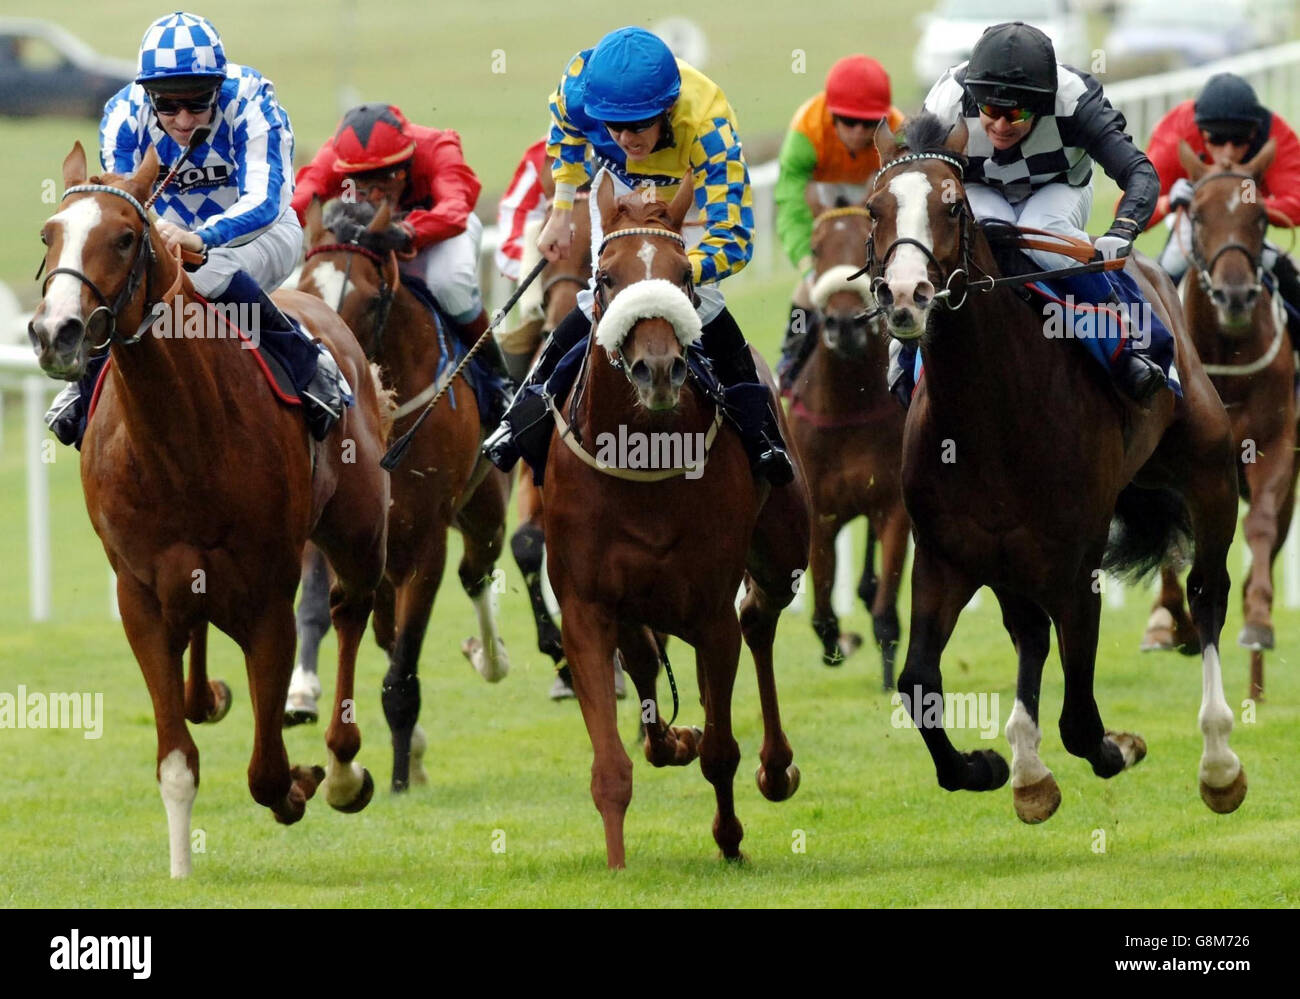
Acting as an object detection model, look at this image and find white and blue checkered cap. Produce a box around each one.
[136,11,226,83]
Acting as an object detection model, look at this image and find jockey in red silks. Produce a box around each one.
[773,54,906,391]
[1144,73,1300,344]
[292,103,514,402]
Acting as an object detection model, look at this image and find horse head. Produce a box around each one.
[1178,138,1276,335]
[31,142,162,378]
[300,198,402,359]
[866,114,972,342]
[806,192,877,357]
[540,192,592,333]
[592,171,700,412]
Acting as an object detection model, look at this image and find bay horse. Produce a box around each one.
[296,198,512,791]
[1141,139,1296,703]
[511,197,593,695]
[30,144,389,876]
[869,114,1245,822]
[788,195,908,686]
[543,172,811,867]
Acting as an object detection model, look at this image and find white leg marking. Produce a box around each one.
[302,261,347,313]
[42,200,102,331]
[885,173,934,292]
[1198,643,1240,787]
[158,749,196,879]
[467,586,509,682]
[637,240,657,281]
[1005,698,1051,788]
[322,749,366,808]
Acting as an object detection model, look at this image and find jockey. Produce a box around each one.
[912,20,1167,404]
[482,25,794,485]
[292,103,514,413]
[46,11,347,446]
[774,55,905,391]
[1144,73,1300,342]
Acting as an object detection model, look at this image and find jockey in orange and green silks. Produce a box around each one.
[483,25,795,488]
[773,55,904,391]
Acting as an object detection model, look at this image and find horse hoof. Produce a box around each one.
[1106,730,1147,769]
[1237,623,1274,651]
[1200,766,1247,814]
[755,762,801,802]
[206,680,233,723]
[821,648,844,667]
[409,725,430,787]
[969,749,1010,790]
[1139,629,1174,652]
[284,665,321,726]
[1013,773,1061,824]
[331,768,375,814]
[463,636,509,683]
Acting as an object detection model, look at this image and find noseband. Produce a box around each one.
[36,184,156,349]
[592,225,692,368]
[1184,172,1265,298]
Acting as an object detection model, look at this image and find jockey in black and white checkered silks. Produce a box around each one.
[888,20,1169,406]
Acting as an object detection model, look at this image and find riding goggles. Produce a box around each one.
[978,103,1034,123]
[832,115,882,130]
[603,116,661,135]
[148,89,219,115]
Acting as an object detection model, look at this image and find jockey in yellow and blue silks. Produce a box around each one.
[483,25,793,486]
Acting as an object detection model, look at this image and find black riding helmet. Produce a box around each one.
[1194,73,1266,140]
[963,21,1057,116]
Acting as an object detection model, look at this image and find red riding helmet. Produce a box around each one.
[332,103,417,173]
[825,55,891,120]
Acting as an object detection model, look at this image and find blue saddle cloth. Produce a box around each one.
[400,273,505,427]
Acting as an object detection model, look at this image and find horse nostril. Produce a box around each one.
[914,291,930,309]
[630,360,652,387]
[670,357,687,386]
[875,285,895,307]
[1211,288,1229,306]
[52,317,86,355]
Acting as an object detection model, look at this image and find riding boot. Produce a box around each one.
[451,308,516,428]
[1056,267,1168,404]
[701,308,795,486]
[44,351,109,449]
[775,302,820,393]
[887,338,918,409]
[482,305,592,471]
[1269,249,1300,354]
[215,270,351,440]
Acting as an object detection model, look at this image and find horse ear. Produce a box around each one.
[944,118,969,154]
[62,142,88,189]
[667,171,695,229]
[1178,140,1207,182]
[304,198,324,245]
[1243,137,1277,181]
[596,171,617,226]
[874,120,898,162]
[128,146,161,199]
[369,199,392,232]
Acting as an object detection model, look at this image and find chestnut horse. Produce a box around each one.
[543,173,811,867]
[296,198,512,791]
[1141,139,1296,702]
[869,115,1245,822]
[511,197,593,692]
[788,196,908,686]
[30,145,388,876]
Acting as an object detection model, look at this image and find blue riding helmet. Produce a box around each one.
[136,11,227,85]
[582,26,681,120]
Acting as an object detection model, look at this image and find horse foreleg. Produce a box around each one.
[562,600,630,868]
[696,612,745,861]
[184,620,230,724]
[898,545,1001,792]
[512,522,565,665]
[857,522,878,609]
[1238,436,1294,660]
[458,471,510,683]
[245,603,321,825]
[993,588,1058,823]
[739,580,799,803]
[320,579,375,813]
[809,513,857,666]
[118,574,197,878]
[1141,564,1197,654]
[618,623,699,767]
[872,504,909,691]
[287,542,331,725]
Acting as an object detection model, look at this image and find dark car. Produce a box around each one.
[0,18,134,118]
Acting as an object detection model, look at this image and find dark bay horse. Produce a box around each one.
[510,197,593,695]
[30,144,388,876]
[1142,139,1296,702]
[788,197,908,686]
[543,173,811,867]
[869,115,1245,822]
[296,198,512,791]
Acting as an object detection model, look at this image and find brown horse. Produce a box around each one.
[30,144,388,876]
[869,114,1245,822]
[296,198,512,791]
[1141,139,1296,702]
[511,196,593,695]
[543,173,811,867]
[788,197,908,686]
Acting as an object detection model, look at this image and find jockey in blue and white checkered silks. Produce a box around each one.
[46,11,349,446]
[890,20,1170,406]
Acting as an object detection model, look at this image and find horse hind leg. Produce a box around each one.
[739,578,800,803]
[319,577,375,813]
[286,542,331,725]
[1141,563,1198,654]
[511,521,566,666]
[618,623,700,767]
[810,514,861,666]
[458,473,511,683]
[994,588,1059,823]
[184,620,232,724]
[696,612,746,860]
[871,504,909,691]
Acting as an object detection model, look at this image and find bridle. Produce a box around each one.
[35,184,157,349]
[810,205,881,351]
[303,240,399,360]
[1181,171,1266,299]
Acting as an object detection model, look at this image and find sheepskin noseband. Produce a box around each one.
[594,278,703,353]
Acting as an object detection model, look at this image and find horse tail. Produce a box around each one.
[370,361,397,443]
[1102,484,1193,584]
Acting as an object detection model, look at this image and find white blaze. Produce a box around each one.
[885,172,934,294]
[41,199,102,332]
[637,240,657,280]
[303,261,347,314]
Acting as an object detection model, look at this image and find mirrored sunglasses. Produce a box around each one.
[978,103,1034,124]
[604,117,660,135]
[149,91,217,115]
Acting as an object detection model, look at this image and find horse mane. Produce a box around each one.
[895,112,969,172]
[322,199,409,254]
[609,190,679,233]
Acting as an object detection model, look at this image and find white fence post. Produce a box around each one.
[23,376,51,622]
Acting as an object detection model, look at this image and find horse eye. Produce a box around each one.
[948,201,962,217]
[116,231,135,252]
